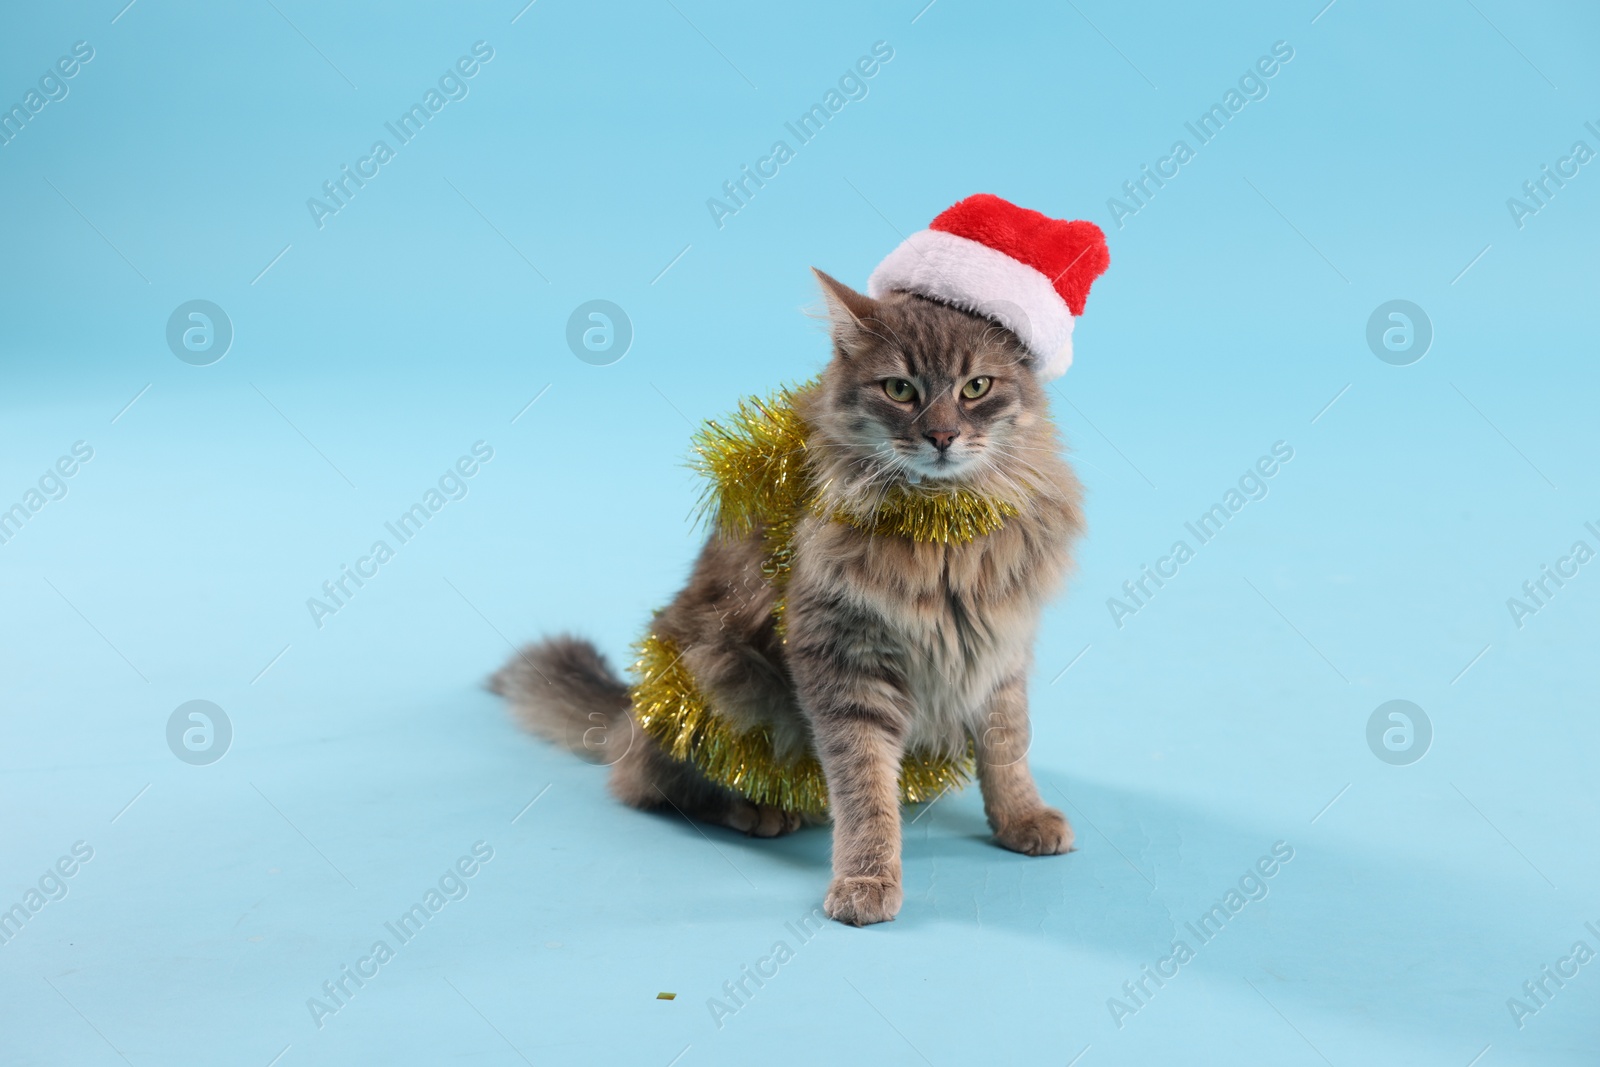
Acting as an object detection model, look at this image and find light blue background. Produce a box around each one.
[3,1,1597,1064]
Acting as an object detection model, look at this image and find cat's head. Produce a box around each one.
[807,269,1052,490]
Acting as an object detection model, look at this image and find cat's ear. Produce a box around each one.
[811,268,880,354]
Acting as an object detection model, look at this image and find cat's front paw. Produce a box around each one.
[824,874,902,926]
[994,806,1074,856]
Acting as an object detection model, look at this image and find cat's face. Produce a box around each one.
[813,271,1047,485]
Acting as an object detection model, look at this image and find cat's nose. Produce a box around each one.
[925,429,960,452]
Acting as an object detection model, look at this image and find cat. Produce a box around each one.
[490,269,1085,925]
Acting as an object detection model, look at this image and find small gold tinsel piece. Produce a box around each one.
[630,379,1016,815]
[631,631,975,816]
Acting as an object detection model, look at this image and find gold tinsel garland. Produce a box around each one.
[825,485,1021,543]
[629,379,1021,815]
[687,384,815,618]
[630,631,976,816]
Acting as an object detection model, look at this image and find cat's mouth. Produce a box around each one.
[903,443,982,481]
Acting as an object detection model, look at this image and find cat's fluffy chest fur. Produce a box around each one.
[789,468,1081,759]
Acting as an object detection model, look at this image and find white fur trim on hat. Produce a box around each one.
[866,229,1077,381]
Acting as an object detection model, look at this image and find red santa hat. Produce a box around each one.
[866,194,1110,381]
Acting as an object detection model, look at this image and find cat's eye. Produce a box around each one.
[883,378,917,403]
[961,376,993,399]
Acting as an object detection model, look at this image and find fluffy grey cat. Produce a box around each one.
[492,271,1084,925]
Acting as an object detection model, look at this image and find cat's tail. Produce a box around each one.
[488,636,633,763]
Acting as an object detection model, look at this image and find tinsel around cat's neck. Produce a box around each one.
[816,482,1022,543]
[688,378,1028,554]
